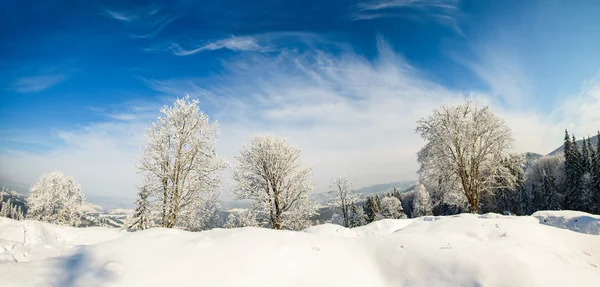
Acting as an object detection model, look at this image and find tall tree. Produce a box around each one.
[582,137,590,172]
[328,176,359,227]
[27,171,85,226]
[517,181,532,215]
[564,133,581,210]
[416,101,517,213]
[137,96,226,229]
[233,133,316,230]
[128,186,153,231]
[543,173,561,210]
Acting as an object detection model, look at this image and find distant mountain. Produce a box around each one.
[355,180,416,195]
[81,202,104,214]
[524,152,543,170]
[85,194,134,211]
[548,134,598,156]
[310,180,417,205]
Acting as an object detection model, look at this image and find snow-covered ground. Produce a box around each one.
[1,211,599,287]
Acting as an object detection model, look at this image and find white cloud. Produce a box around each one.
[104,6,176,39]
[2,42,598,207]
[169,36,263,56]
[106,113,138,121]
[357,0,460,11]
[352,0,463,35]
[456,46,533,107]
[103,6,161,22]
[12,75,66,93]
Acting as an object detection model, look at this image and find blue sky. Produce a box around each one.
[1,0,600,207]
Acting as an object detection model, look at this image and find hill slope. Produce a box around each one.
[1,211,599,287]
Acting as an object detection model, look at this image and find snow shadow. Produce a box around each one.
[53,248,117,287]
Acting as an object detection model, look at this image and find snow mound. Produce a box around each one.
[532,210,600,235]
[0,218,123,262]
[303,219,415,237]
[1,214,599,287]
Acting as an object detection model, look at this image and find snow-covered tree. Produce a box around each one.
[593,131,600,213]
[380,196,406,219]
[329,213,344,226]
[137,96,226,229]
[27,171,85,226]
[224,208,259,228]
[328,176,359,227]
[0,198,9,217]
[412,184,433,217]
[232,133,317,230]
[178,189,223,231]
[128,186,153,231]
[416,101,517,213]
[363,194,381,223]
[0,188,25,220]
[347,204,366,227]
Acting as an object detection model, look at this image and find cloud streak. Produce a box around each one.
[168,36,263,56]
[352,0,464,35]
[104,5,176,39]
[103,6,161,22]
[12,75,67,93]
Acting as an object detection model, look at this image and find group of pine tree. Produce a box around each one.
[0,188,24,220]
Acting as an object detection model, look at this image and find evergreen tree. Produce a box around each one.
[594,131,600,213]
[582,137,591,173]
[518,182,532,215]
[543,174,561,210]
[363,196,375,223]
[580,173,594,213]
[0,198,9,217]
[128,186,153,231]
[347,205,366,227]
[564,133,583,210]
[531,183,545,212]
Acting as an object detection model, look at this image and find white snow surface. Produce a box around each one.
[532,210,600,235]
[1,212,599,287]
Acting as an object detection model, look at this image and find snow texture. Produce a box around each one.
[1,212,599,287]
[532,210,600,235]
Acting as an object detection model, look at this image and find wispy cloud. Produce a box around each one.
[454,46,532,107]
[356,0,460,11]
[157,32,330,56]
[168,36,263,56]
[3,40,598,203]
[103,6,161,22]
[12,75,67,93]
[103,5,176,39]
[130,15,179,39]
[352,0,463,35]
[106,113,138,121]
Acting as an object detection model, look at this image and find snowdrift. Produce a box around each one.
[1,212,599,287]
[532,210,600,235]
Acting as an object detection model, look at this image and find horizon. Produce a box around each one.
[2,0,600,207]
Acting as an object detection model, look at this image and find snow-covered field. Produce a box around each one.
[1,211,599,287]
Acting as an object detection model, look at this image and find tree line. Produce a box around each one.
[2,97,598,231]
